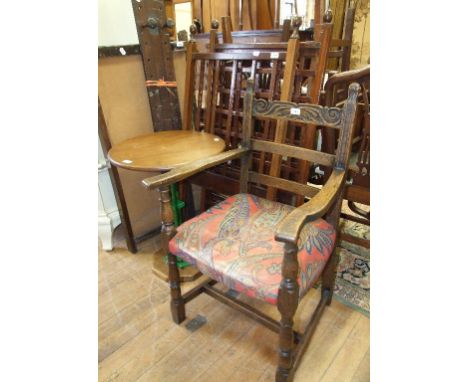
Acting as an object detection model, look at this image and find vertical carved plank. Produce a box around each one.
[131,0,181,131]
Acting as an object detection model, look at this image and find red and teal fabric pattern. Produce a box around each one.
[169,193,336,305]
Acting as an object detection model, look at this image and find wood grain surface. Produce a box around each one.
[108,131,226,171]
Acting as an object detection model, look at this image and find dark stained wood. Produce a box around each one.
[98,44,141,58]
[252,99,342,128]
[131,0,182,131]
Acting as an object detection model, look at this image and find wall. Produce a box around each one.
[98,0,138,46]
[98,55,162,237]
[98,0,162,238]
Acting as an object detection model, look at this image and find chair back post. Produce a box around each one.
[266,16,302,201]
[281,19,292,42]
[209,19,219,50]
[335,82,360,170]
[295,21,332,206]
[221,16,233,43]
[182,34,198,130]
[340,5,356,71]
[239,78,255,193]
[324,82,360,228]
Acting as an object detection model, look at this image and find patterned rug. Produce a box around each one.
[334,218,370,317]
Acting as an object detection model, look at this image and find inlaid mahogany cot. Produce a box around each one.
[142,79,360,382]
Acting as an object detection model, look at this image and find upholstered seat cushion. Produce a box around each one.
[169,193,336,305]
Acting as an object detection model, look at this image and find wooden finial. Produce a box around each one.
[348,82,360,101]
[211,19,219,30]
[193,18,202,33]
[291,16,302,39]
[189,24,197,40]
[323,8,333,23]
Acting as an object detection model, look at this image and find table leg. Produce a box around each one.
[159,186,186,323]
[152,186,201,283]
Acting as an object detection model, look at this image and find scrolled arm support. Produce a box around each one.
[142,147,248,190]
[275,169,346,244]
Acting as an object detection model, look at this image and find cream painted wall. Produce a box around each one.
[98,0,138,46]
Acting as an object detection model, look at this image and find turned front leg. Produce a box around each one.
[276,242,299,382]
[158,185,186,324]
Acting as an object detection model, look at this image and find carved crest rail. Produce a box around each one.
[252,99,342,128]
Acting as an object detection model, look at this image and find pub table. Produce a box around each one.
[108,130,225,281]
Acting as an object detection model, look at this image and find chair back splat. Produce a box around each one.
[240,78,359,223]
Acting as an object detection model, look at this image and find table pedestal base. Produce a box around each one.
[152,249,201,282]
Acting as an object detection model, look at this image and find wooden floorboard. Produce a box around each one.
[98,234,370,382]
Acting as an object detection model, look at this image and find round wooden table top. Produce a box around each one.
[107,130,226,171]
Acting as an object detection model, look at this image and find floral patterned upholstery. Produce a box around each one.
[169,194,336,305]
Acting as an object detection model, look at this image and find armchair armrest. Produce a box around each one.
[275,169,346,244]
[142,147,248,190]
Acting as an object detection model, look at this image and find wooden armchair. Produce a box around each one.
[142,79,360,381]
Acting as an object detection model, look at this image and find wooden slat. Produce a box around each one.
[182,41,196,130]
[266,36,301,200]
[330,39,352,47]
[252,139,335,167]
[203,284,302,342]
[181,279,217,304]
[225,60,238,146]
[328,51,345,58]
[208,60,221,134]
[257,59,279,176]
[194,59,206,131]
[249,171,320,199]
[295,22,333,206]
[193,52,287,61]
[215,41,321,50]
